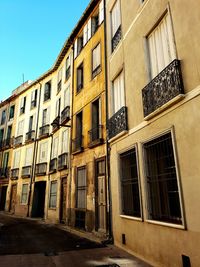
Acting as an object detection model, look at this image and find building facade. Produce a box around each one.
[105,0,200,266]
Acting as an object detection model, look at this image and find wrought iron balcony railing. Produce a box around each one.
[58,153,68,170]
[49,158,57,173]
[142,59,184,117]
[3,137,12,148]
[52,116,60,131]
[14,135,23,146]
[108,106,128,139]
[39,125,50,138]
[0,167,10,178]
[21,166,31,178]
[61,106,70,124]
[11,168,19,179]
[72,136,84,153]
[112,25,122,52]
[88,125,103,148]
[25,130,35,142]
[35,163,47,176]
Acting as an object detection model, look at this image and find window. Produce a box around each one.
[83,19,91,46]
[17,120,24,136]
[92,43,101,78]
[2,152,9,171]
[20,96,26,114]
[61,129,69,153]
[44,81,51,101]
[120,148,141,217]
[28,115,35,131]
[49,181,57,208]
[56,98,61,117]
[24,147,33,166]
[77,63,84,92]
[65,55,71,80]
[13,150,21,168]
[31,89,38,109]
[64,86,70,108]
[144,132,182,224]
[76,167,87,209]
[42,108,50,126]
[147,13,176,79]
[111,0,122,51]
[1,110,6,125]
[39,142,48,163]
[112,71,125,115]
[52,137,58,159]
[0,129,4,144]
[9,105,15,120]
[99,0,104,25]
[6,125,12,141]
[57,68,62,93]
[90,99,101,142]
[21,184,29,204]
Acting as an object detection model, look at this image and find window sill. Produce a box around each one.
[120,215,143,222]
[146,219,185,230]
[144,94,185,121]
[48,207,57,210]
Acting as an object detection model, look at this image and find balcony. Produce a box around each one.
[49,158,57,173]
[108,106,128,139]
[61,106,70,124]
[35,163,47,176]
[72,136,83,154]
[14,135,23,146]
[3,138,12,148]
[25,130,35,143]
[112,25,122,52]
[0,167,10,178]
[21,166,31,178]
[52,116,60,132]
[58,153,68,170]
[11,168,19,180]
[88,125,103,148]
[142,59,184,118]
[39,125,49,138]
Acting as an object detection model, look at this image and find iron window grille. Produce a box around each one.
[22,166,31,178]
[35,163,47,176]
[61,106,70,124]
[144,132,182,224]
[120,148,141,217]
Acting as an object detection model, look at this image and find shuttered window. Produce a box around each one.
[20,96,26,114]
[21,184,29,204]
[64,86,70,108]
[52,137,58,159]
[92,43,101,77]
[17,120,24,136]
[56,98,61,117]
[13,150,21,168]
[76,167,87,209]
[25,147,33,166]
[120,148,141,217]
[61,129,69,154]
[112,71,125,115]
[49,181,57,208]
[42,108,50,126]
[39,142,48,163]
[99,0,104,25]
[111,0,121,38]
[148,13,176,79]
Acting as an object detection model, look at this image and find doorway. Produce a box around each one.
[60,177,67,223]
[9,184,17,213]
[0,186,8,210]
[31,181,46,218]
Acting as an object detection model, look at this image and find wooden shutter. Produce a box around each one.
[40,142,48,162]
[83,24,88,46]
[99,0,104,25]
[3,152,9,169]
[112,71,125,114]
[17,120,24,136]
[148,13,176,78]
[52,137,58,158]
[25,147,33,166]
[14,150,21,168]
[88,18,92,40]
[111,0,121,37]
[74,39,78,58]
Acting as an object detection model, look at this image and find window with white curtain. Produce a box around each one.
[148,13,176,79]
[111,71,125,115]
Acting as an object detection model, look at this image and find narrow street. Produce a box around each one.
[0,213,151,267]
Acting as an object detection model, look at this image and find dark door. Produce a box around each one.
[92,99,99,141]
[31,181,46,218]
[9,184,17,213]
[0,186,8,210]
[60,177,67,223]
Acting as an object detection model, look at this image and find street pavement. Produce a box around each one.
[0,213,152,267]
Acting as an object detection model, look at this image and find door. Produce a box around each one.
[0,186,8,210]
[60,177,67,223]
[10,184,17,213]
[31,181,46,218]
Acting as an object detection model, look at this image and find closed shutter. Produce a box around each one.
[13,150,21,168]
[148,13,176,78]
[17,120,24,136]
[40,142,48,163]
[92,44,101,71]
[25,147,33,166]
[88,18,92,40]
[3,152,9,169]
[99,0,104,25]
[62,129,69,153]
[112,71,125,114]
[111,0,121,37]
[74,39,78,58]
[77,167,87,209]
[64,86,70,108]
[52,137,58,159]
[83,24,88,46]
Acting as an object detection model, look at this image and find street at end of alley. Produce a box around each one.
[0,213,152,267]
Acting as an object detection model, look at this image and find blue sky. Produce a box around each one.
[0,0,90,101]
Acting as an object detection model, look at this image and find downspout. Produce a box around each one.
[104,2,113,242]
[68,45,74,226]
[27,82,42,217]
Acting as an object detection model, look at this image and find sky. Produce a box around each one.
[0,0,90,101]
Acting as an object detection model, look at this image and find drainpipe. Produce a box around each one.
[27,82,42,217]
[104,2,113,243]
[68,45,74,227]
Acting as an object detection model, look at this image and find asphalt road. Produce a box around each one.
[0,213,103,256]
